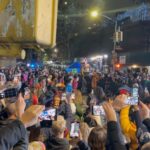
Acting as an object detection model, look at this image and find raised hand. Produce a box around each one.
[103,102,117,122]
[21,105,45,128]
[112,94,128,111]
[139,101,150,120]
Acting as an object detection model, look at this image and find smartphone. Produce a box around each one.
[92,105,105,116]
[125,88,139,105]
[39,108,57,121]
[24,87,30,96]
[132,88,139,97]
[125,97,138,105]
[61,93,67,101]
[70,122,80,138]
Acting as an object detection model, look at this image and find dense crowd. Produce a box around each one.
[0,65,150,150]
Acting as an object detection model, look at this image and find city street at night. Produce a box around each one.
[0,1,150,150]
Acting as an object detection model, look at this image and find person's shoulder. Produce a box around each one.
[45,136,69,148]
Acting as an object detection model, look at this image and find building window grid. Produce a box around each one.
[117,4,150,22]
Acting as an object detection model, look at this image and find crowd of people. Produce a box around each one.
[0,64,150,150]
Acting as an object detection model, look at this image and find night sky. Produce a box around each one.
[57,0,149,58]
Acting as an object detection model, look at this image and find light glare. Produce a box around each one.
[91,10,98,18]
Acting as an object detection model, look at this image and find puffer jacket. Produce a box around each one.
[0,119,28,150]
[120,106,138,150]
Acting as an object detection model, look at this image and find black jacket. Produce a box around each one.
[143,118,150,132]
[106,121,126,150]
[45,136,70,150]
[0,119,28,150]
[58,102,73,129]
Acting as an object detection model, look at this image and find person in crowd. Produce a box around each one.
[79,122,91,143]
[32,88,39,105]
[44,115,70,150]
[28,141,46,150]
[72,75,78,92]
[0,64,150,150]
[78,102,127,150]
[69,93,77,115]
[0,93,44,150]
[66,78,73,95]
[91,71,99,90]
[143,96,150,109]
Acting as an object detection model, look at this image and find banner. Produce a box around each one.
[119,56,126,64]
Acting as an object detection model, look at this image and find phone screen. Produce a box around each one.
[24,87,30,96]
[70,122,80,138]
[92,105,105,116]
[125,97,138,105]
[39,108,57,121]
[132,88,138,97]
[125,88,139,105]
[61,93,67,101]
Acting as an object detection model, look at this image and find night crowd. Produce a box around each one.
[0,65,150,150]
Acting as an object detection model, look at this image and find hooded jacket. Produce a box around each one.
[120,106,138,150]
[45,136,70,150]
[0,119,28,150]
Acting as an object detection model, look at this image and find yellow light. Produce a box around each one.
[54,48,58,53]
[88,27,92,30]
[90,10,98,18]
[132,64,138,68]
[64,1,68,5]
[116,64,121,68]
[91,55,103,60]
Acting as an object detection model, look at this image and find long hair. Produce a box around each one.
[80,122,90,143]
[88,126,107,150]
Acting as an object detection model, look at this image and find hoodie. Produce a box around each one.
[45,136,70,150]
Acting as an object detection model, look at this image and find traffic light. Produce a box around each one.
[118,31,123,42]
[115,63,121,69]
[114,31,123,42]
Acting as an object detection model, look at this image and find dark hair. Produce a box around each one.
[71,147,79,150]
[84,117,97,127]
[143,97,150,105]
[88,126,107,150]
[29,127,41,142]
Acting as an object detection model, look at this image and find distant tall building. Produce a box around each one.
[117,3,150,65]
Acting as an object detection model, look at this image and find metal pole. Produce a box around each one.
[112,20,118,70]
[101,14,118,70]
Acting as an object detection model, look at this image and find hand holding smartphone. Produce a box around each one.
[125,88,139,105]
[92,105,105,116]
[70,122,80,138]
[39,108,57,121]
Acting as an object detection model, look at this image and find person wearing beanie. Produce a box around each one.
[118,89,138,150]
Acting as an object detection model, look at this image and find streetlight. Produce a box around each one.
[54,48,58,53]
[64,1,68,5]
[90,11,118,70]
[103,54,108,59]
[88,26,92,30]
[103,55,108,72]
[90,10,99,18]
